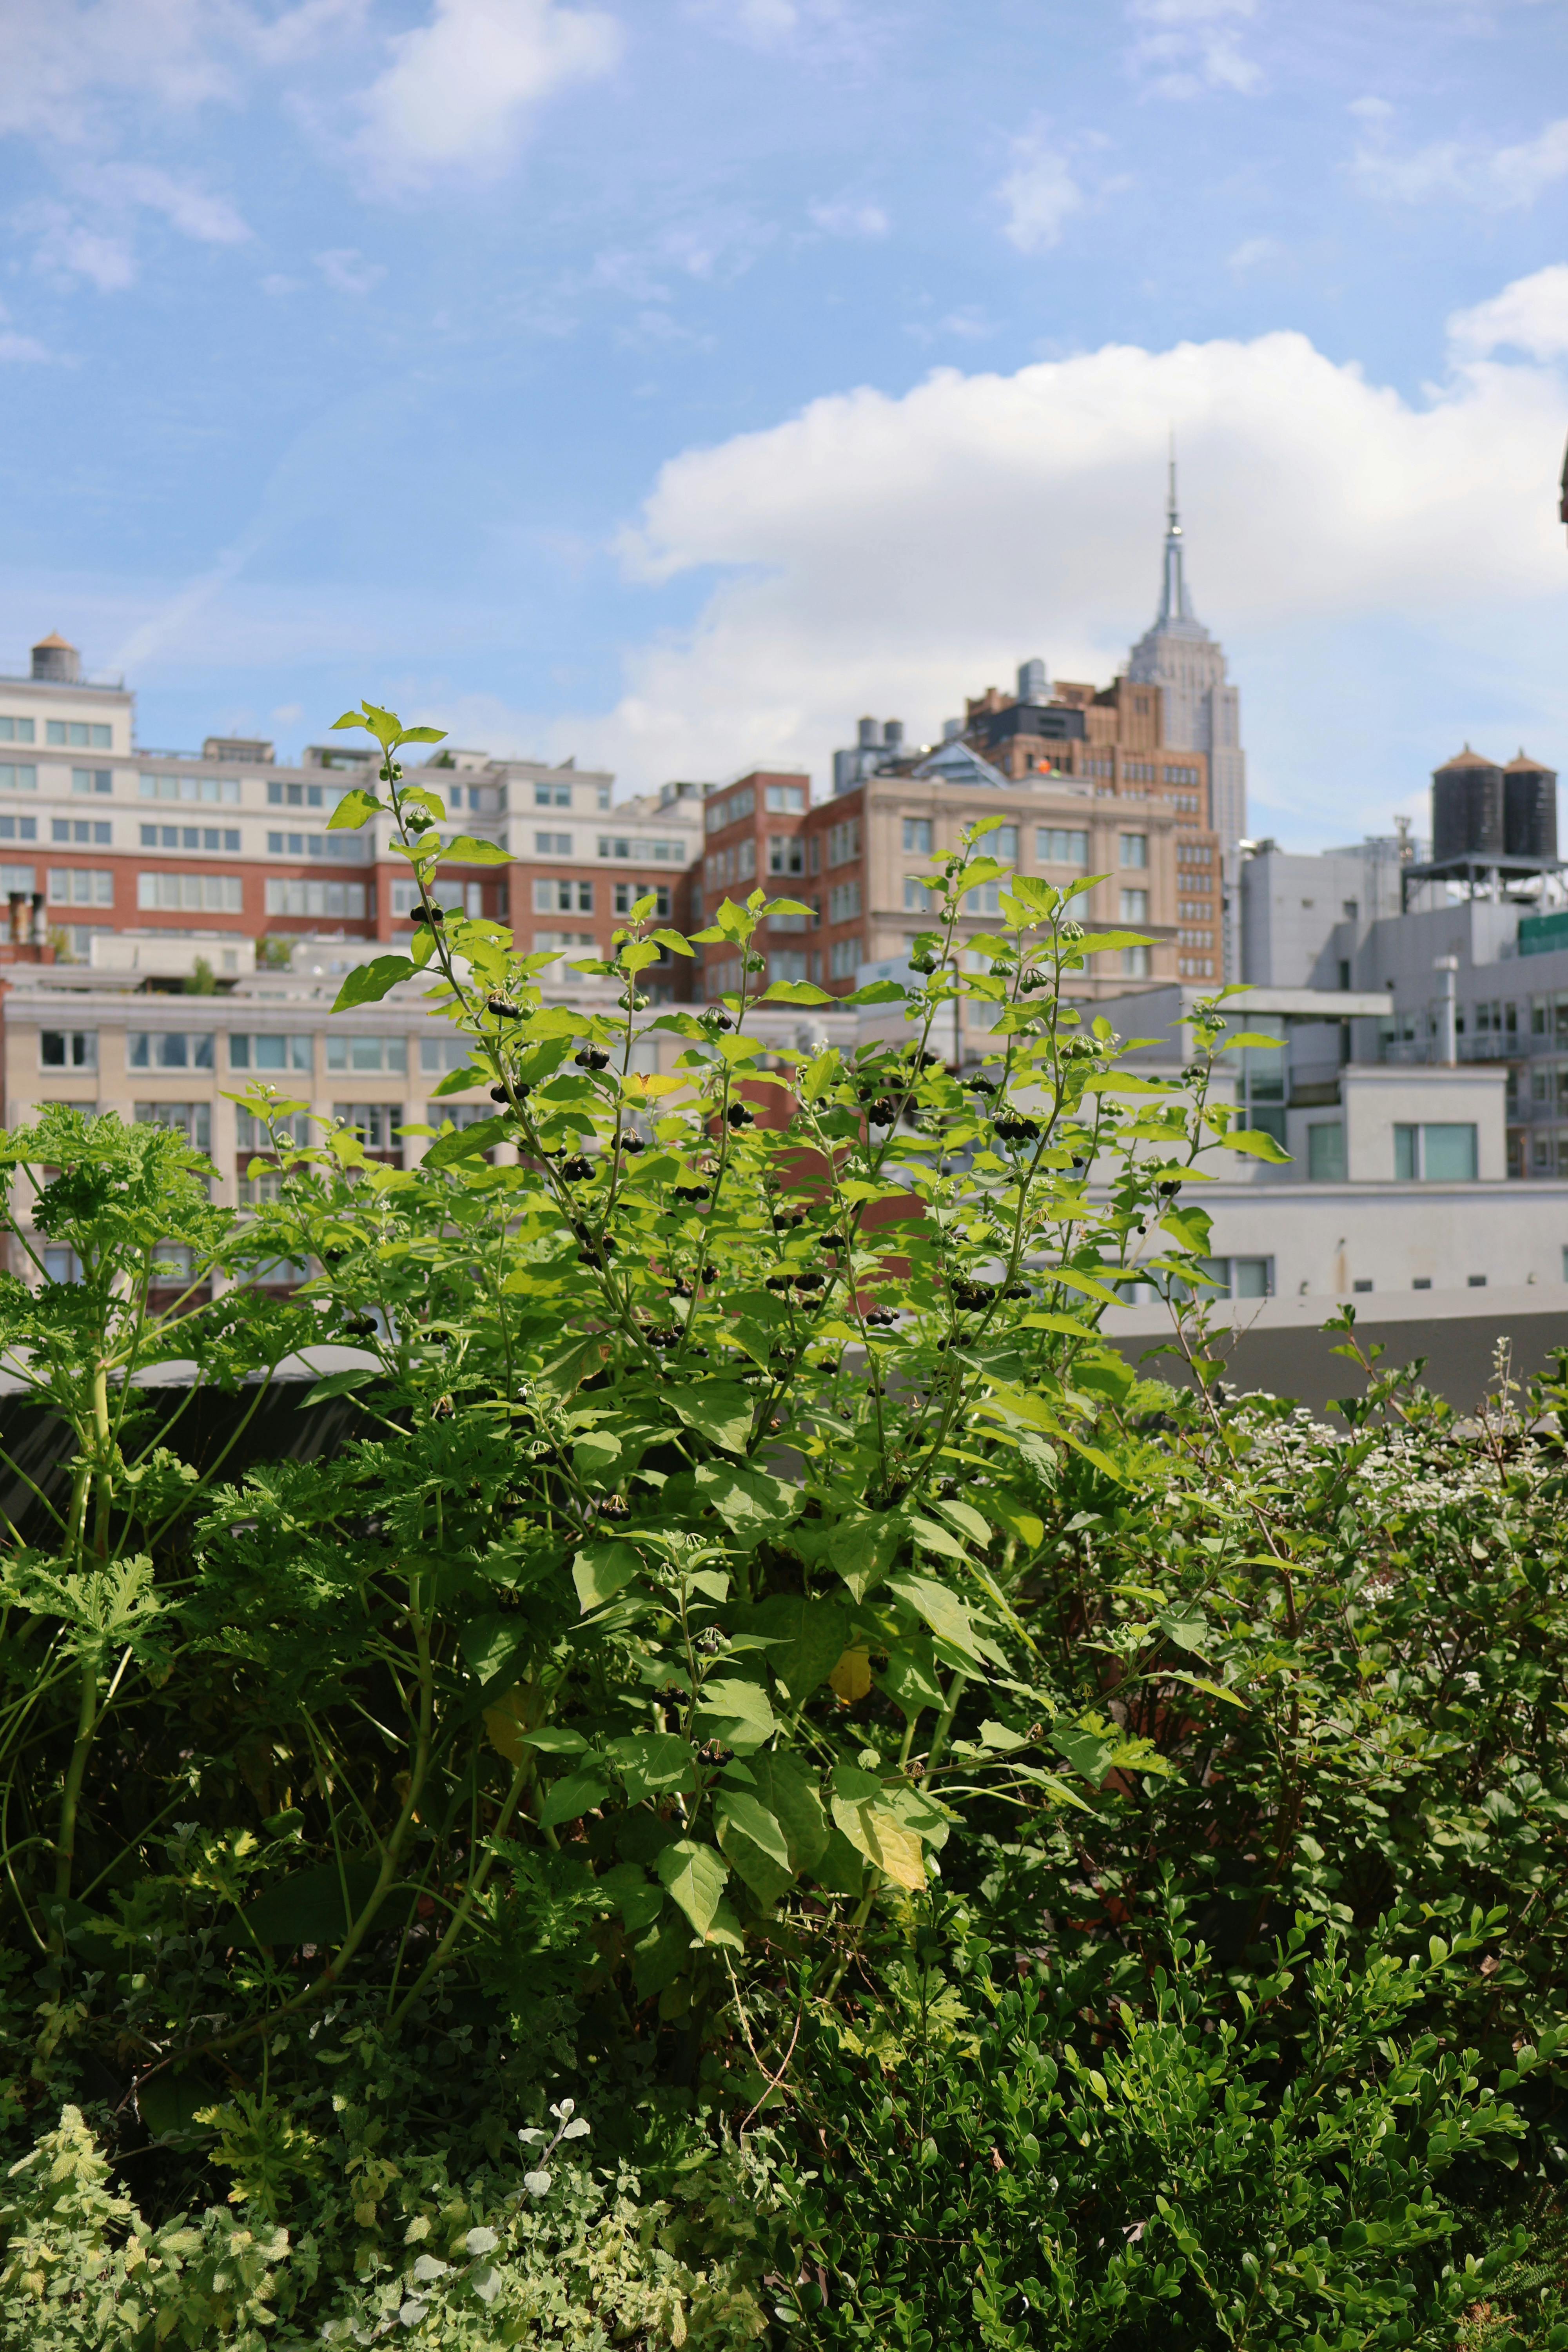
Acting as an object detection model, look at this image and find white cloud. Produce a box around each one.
[1227,234,1282,273]
[1352,106,1568,209]
[85,162,250,244]
[348,0,621,191]
[0,0,361,141]
[21,202,137,291]
[1127,0,1262,100]
[809,196,890,239]
[315,247,386,295]
[505,274,1568,796]
[1449,265,1568,359]
[0,303,51,363]
[996,123,1083,254]
[684,0,878,61]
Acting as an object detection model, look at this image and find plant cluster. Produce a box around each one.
[0,702,1563,2347]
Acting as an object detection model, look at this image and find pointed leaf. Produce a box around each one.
[655,1839,728,1936]
[332,955,414,1011]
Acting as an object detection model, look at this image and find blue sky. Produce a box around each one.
[4,0,1568,845]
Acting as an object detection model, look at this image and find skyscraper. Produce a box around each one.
[1127,458,1247,978]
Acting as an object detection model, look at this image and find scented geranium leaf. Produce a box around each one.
[655,1839,728,1936]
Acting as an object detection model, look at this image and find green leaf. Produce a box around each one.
[878,1638,944,1720]
[572,1542,643,1613]
[606,1733,696,1803]
[1156,1603,1208,1655]
[599,1861,664,1932]
[1215,1126,1293,1162]
[1050,1722,1117,1788]
[332,955,415,1011]
[538,1765,612,1829]
[443,835,512,864]
[423,1116,510,1169]
[736,1593,847,1702]
[745,1750,828,1870]
[693,1460,798,1533]
[715,1791,789,1869]
[299,1367,378,1408]
[327,788,382,831]
[886,1572,985,1665]
[693,1675,777,1755]
[825,1509,907,1602]
[430,1064,488,1098]
[931,1497,992,1550]
[459,1612,527,1688]
[651,928,695,957]
[763,980,834,1005]
[663,1382,754,1454]
[242,1862,400,1948]
[843,979,907,1005]
[655,1839,729,1936]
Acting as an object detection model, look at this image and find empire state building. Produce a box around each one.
[1127,461,1247,978]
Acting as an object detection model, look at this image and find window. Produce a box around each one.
[1121,944,1151,978]
[0,718,36,744]
[826,819,860,867]
[1163,764,1200,784]
[40,1031,96,1069]
[237,1108,313,1151]
[0,863,36,894]
[138,873,242,913]
[151,825,241,851]
[597,834,685,861]
[902,818,933,857]
[264,880,367,918]
[327,1035,407,1074]
[1120,889,1149,922]
[265,831,361,861]
[705,785,756,833]
[140,773,240,804]
[46,722,112,749]
[533,877,594,914]
[134,1102,212,1150]
[828,880,862,923]
[1394,1123,1478,1181]
[1178,957,1215,978]
[0,764,37,793]
[1119,832,1148,867]
[904,877,935,911]
[969,882,1004,914]
[265,782,341,810]
[768,835,805,875]
[1179,929,1212,947]
[128,1032,214,1071]
[613,881,671,916]
[992,824,1018,864]
[230,1034,312,1072]
[49,868,114,906]
[42,1247,83,1282]
[0,816,36,842]
[771,951,811,982]
[737,840,756,881]
[828,936,862,979]
[1307,1122,1346,1181]
[535,831,573,855]
[1177,840,1212,866]
[334,1104,400,1152]
[1196,1255,1273,1299]
[770,904,812,933]
[532,931,596,953]
[534,783,572,808]
[1036,827,1089,866]
[765,784,805,813]
[54,820,111,845]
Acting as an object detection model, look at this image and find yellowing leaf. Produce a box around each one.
[482,1686,528,1766]
[830,1797,926,1891]
[828,1646,872,1704]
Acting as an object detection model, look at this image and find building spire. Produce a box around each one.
[1158,432,1194,627]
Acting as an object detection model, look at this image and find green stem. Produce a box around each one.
[50,1652,101,1944]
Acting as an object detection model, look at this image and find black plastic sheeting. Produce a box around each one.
[0,1383,373,1549]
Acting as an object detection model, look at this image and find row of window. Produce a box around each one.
[531,879,673,916]
[42,1029,430,1074]
[266,831,367,862]
[0,717,113,748]
[1304,1120,1479,1183]
[533,830,688,862]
